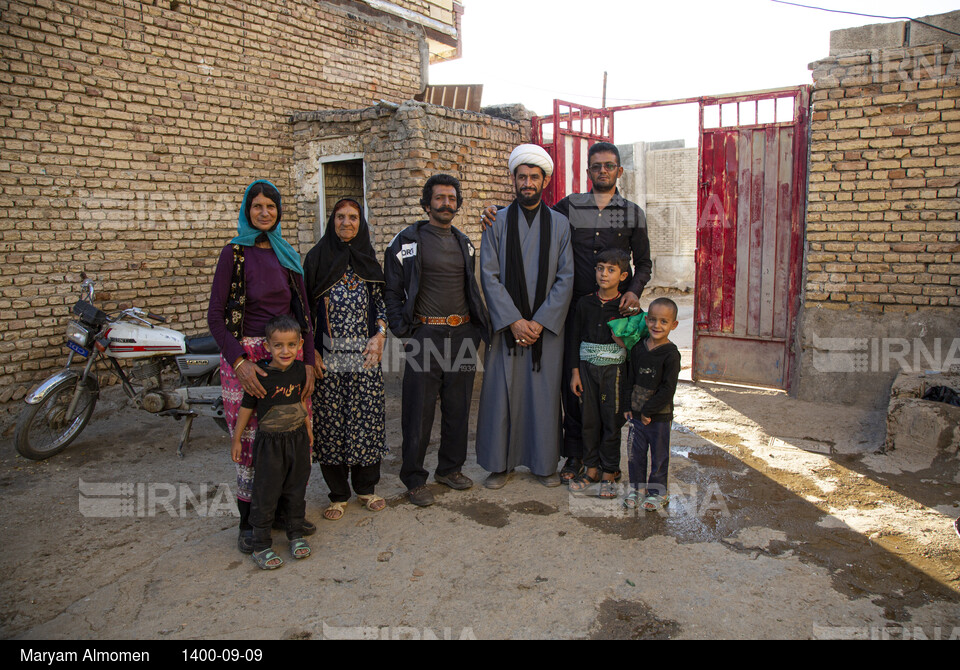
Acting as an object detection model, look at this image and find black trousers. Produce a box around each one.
[579,361,626,474]
[249,425,311,552]
[562,299,586,460]
[627,418,671,495]
[320,462,381,502]
[400,324,480,490]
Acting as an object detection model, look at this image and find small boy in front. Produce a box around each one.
[232,315,314,569]
[623,297,681,511]
[569,249,631,499]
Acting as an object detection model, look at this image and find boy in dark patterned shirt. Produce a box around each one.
[232,315,314,569]
[623,297,681,511]
[569,249,630,499]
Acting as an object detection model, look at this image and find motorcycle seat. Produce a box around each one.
[185,335,220,355]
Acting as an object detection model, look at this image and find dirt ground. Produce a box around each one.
[2,293,958,640]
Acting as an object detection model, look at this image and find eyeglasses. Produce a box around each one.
[589,162,619,173]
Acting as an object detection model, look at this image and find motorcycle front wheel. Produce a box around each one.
[15,375,99,460]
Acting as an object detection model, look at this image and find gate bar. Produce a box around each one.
[603,86,809,113]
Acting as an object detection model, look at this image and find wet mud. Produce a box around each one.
[574,426,960,622]
[440,499,510,528]
[589,599,681,640]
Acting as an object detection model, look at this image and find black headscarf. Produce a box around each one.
[303,198,385,302]
[503,200,552,371]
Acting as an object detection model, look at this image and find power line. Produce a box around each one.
[769,0,960,38]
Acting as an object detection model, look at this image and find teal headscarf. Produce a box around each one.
[230,179,303,275]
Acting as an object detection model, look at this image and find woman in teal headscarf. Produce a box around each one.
[208,179,317,553]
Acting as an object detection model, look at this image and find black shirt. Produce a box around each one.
[627,340,681,422]
[521,203,541,226]
[241,360,307,432]
[572,293,623,352]
[552,190,651,299]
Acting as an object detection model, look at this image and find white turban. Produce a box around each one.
[508,143,553,179]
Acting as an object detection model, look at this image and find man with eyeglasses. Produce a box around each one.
[480,141,651,484]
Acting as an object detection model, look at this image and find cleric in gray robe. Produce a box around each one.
[475,144,574,488]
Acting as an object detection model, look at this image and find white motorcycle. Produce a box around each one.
[15,275,228,460]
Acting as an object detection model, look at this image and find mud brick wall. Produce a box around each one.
[796,43,960,408]
[290,100,527,256]
[805,44,960,311]
[0,0,432,407]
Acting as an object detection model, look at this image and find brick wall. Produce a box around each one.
[796,43,960,407]
[0,0,431,408]
[805,44,960,311]
[291,100,527,256]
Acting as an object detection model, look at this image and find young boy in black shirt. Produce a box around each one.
[623,297,681,511]
[569,249,630,499]
[232,315,314,569]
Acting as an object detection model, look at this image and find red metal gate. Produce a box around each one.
[532,87,810,390]
[531,100,614,205]
[693,87,810,389]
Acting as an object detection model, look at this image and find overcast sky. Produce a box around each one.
[430,0,960,145]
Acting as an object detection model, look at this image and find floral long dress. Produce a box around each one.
[312,266,388,466]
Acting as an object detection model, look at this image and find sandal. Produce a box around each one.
[598,480,618,499]
[559,458,584,484]
[323,501,347,521]
[623,490,641,509]
[289,537,311,560]
[251,548,283,570]
[642,494,668,511]
[569,472,600,492]
[357,494,386,512]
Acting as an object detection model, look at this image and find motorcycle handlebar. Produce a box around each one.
[113,307,167,324]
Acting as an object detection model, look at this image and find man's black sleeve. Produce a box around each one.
[382,238,409,338]
[628,204,652,296]
[552,196,571,218]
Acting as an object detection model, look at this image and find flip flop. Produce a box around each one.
[289,537,311,560]
[642,494,668,511]
[357,494,386,512]
[623,490,641,509]
[251,548,283,570]
[323,501,347,521]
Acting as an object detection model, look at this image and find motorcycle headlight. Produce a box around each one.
[65,321,93,348]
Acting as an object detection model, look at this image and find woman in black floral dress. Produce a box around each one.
[303,199,388,521]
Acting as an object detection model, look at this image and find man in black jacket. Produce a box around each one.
[384,174,491,507]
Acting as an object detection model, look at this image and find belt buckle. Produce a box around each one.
[445,314,463,327]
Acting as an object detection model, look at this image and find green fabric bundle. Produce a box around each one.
[607,313,648,356]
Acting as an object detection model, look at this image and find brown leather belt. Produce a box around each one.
[416,313,470,327]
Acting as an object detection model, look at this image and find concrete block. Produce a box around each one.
[884,396,960,458]
[884,368,960,464]
[794,305,960,408]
